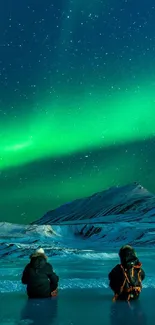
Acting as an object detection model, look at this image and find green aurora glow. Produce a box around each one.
[1,0,155,224]
[1,83,155,170]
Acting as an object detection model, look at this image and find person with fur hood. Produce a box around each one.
[22,248,59,298]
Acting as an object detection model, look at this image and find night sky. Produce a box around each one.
[0,0,155,224]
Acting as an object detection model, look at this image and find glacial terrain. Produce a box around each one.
[1,183,155,260]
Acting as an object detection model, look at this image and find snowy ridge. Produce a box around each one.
[33,183,155,248]
[0,183,155,258]
[34,183,155,225]
[1,278,155,293]
[0,223,56,237]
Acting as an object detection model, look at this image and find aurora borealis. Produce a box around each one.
[0,0,155,223]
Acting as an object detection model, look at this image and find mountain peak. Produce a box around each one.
[34,183,154,226]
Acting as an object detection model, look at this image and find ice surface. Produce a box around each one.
[0,250,155,325]
[0,184,155,324]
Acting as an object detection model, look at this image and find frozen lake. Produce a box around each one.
[0,249,154,325]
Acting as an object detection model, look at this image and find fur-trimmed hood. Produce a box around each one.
[29,252,47,269]
[30,252,47,260]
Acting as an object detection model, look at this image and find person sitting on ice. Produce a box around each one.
[21,248,59,298]
[108,245,145,302]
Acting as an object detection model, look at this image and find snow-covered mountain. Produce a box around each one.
[35,183,155,225]
[1,183,155,259]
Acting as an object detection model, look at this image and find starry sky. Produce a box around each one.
[0,0,155,224]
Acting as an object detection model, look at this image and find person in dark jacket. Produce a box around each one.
[108,245,145,302]
[22,248,59,298]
